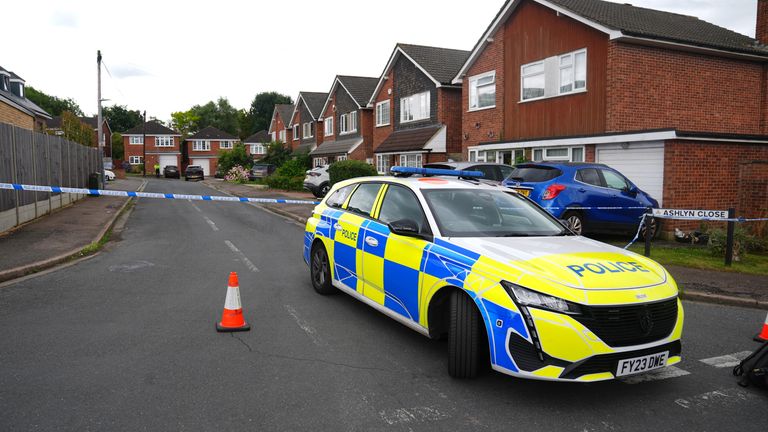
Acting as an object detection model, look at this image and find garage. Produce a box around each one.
[191,159,210,176]
[596,142,665,205]
[158,155,177,172]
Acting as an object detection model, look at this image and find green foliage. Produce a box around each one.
[183,97,242,136]
[25,86,83,117]
[260,141,292,166]
[708,226,767,258]
[240,92,293,138]
[170,110,200,137]
[103,105,143,133]
[217,143,253,174]
[263,157,310,191]
[58,111,95,146]
[328,160,378,185]
[111,132,123,160]
[515,154,528,164]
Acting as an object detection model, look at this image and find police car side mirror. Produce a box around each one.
[388,219,433,242]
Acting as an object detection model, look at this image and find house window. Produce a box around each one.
[324,117,334,137]
[521,62,545,101]
[129,156,143,164]
[129,136,143,145]
[279,130,286,142]
[399,154,422,168]
[270,131,276,142]
[220,140,233,150]
[292,124,300,140]
[400,92,430,123]
[192,140,210,151]
[340,111,357,134]
[469,71,496,110]
[313,157,328,167]
[303,122,313,139]
[336,154,347,162]
[375,101,390,127]
[155,136,173,147]
[250,143,265,154]
[532,146,584,162]
[559,50,587,94]
[376,154,391,175]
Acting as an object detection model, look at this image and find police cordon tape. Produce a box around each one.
[0,183,321,206]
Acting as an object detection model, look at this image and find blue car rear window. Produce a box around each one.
[507,166,561,182]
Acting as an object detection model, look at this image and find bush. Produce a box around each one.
[328,160,377,185]
[260,141,292,167]
[708,226,767,258]
[218,143,252,174]
[263,157,311,191]
[225,165,249,184]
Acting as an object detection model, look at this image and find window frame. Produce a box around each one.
[376,154,391,175]
[155,135,174,147]
[399,153,423,168]
[520,61,545,102]
[558,49,587,96]
[336,154,347,162]
[192,140,210,151]
[303,122,313,139]
[293,124,300,140]
[129,136,143,145]
[375,100,391,127]
[250,143,265,154]
[531,146,585,162]
[400,91,430,124]
[468,70,496,111]
[279,129,286,142]
[324,116,334,137]
[129,156,143,164]
[219,140,233,150]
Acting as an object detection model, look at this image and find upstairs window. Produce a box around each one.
[469,71,496,110]
[220,140,233,150]
[303,122,313,138]
[324,116,334,137]
[375,100,390,127]
[192,140,210,151]
[293,124,300,140]
[155,136,173,147]
[400,92,430,123]
[340,111,357,134]
[279,130,286,142]
[250,143,265,154]
[129,136,143,145]
[521,62,545,101]
[521,48,587,101]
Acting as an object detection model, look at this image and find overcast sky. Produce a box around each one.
[2,0,759,126]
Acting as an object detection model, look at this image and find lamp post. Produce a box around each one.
[142,110,147,177]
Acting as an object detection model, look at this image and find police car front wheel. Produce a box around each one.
[448,290,486,379]
[310,243,336,295]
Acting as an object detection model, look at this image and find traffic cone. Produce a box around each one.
[755,312,768,342]
[216,272,250,332]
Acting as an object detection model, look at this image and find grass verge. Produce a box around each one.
[625,243,768,276]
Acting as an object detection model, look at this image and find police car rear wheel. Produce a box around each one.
[448,291,483,379]
[311,243,335,295]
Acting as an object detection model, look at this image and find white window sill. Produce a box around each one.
[339,131,357,136]
[400,118,429,124]
[519,88,587,104]
[375,123,390,128]
[467,105,496,113]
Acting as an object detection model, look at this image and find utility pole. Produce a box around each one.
[142,111,147,177]
[97,50,103,160]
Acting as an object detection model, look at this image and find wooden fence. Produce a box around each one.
[0,122,101,233]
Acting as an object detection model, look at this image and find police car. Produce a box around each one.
[303,167,683,381]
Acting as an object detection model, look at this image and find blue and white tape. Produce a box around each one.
[0,183,321,206]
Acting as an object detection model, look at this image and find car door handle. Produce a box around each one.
[365,236,379,247]
[334,223,342,230]
[578,187,586,193]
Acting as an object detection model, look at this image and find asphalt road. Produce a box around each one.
[1,178,766,432]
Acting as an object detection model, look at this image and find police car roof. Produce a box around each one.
[336,175,506,191]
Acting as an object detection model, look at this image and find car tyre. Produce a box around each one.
[562,211,584,236]
[319,183,331,197]
[448,290,483,379]
[639,216,659,240]
[310,243,336,295]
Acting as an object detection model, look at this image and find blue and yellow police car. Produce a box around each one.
[303,167,683,381]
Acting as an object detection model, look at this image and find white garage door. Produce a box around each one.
[158,155,176,172]
[596,142,665,205]
[192,159,210,176]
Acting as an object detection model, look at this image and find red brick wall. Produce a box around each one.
[585,144,596,162]
[437,88,463,156]
[360,109,374,161]
[662,140,768,230]
[461,27,505,159]
[758,0,768,45]
[290,111,301,151]
[372,73,394,152]
[607,42,766,135]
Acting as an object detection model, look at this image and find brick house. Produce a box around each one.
[289,92,327,154]
[123,121,182,173]
[311,75,378,166]
[0,66,51,131]
[268,103,294,145]
[369,44,469,174]
[185,126,240,176]
[244,130,270,159]
[453,0,768,224]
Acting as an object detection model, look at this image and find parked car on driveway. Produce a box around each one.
[303,165,330,197]
[248,164,276,181]
[424,162,514,183]
[502,162,659,236]
[184,165,204,181]
[103,169,115,181]
[163,165,180,179]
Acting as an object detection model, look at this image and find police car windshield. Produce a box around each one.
[422,189,566,238]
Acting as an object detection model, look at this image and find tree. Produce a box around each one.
[217,143,253,174]
[59,111,94,147]
[184,97,241,136]
[170,110,200,137]
[111,132,124,160]
[241,92,293,138]
[260,141,292,167]
[25,86,83,117]
[103,105,143,133]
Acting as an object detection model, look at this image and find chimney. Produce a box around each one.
[758,0,768,45]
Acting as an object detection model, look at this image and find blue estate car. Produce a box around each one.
[502,162,659,236]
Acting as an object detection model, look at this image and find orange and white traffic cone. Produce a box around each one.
[216,272,250,332]
[755,312,768,342]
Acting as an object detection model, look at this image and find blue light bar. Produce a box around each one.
[390,166,484,178]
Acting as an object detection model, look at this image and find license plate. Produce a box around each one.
[512,188,530,197]
[616,351,668,377]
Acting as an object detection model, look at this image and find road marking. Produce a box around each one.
[619,366,690,384]
[203,216,219,231]
[224,240,259,272]
[699,351,752,368]
[188,200,202,212]
[285,305,322,346]
[378,407,449,426]
[674,388,758,412]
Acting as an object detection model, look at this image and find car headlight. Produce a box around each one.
[501,281,582,315]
